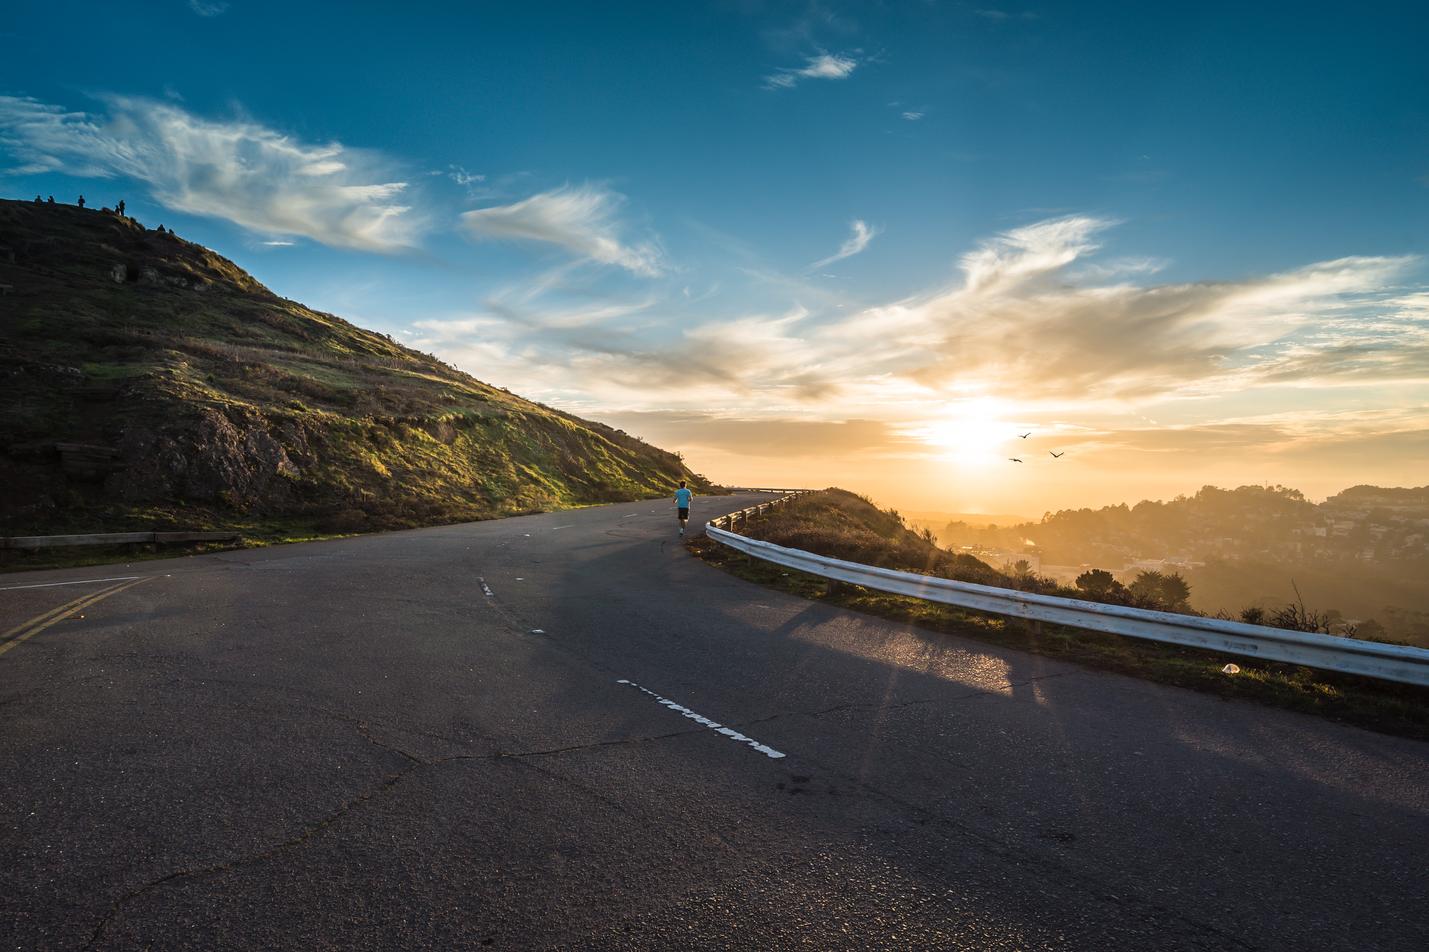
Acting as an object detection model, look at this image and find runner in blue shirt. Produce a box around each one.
[674,481,693,537]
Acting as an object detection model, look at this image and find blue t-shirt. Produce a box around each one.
[674,488,693,508]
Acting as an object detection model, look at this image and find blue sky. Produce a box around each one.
[4,1,1428,510]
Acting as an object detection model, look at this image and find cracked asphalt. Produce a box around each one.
[1,492,1426,951]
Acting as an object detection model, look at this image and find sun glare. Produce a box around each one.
[915,399,1016,466]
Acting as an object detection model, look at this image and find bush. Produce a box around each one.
[1076,568,1124,599]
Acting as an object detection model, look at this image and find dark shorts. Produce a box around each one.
[678,507,690,521]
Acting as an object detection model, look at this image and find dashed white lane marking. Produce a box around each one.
[551,524,575,530]
[620,513,640,519]
[0,575,144,591]
[478,577,495,598]
[531,629,545,634]
[616,679,786,759]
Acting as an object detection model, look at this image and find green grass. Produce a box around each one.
[689,490,1429,741]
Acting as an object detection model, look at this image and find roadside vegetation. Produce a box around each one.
[688,489,1429,740]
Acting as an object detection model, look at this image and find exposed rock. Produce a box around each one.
[55,442,121,481]
[109,408,306,508]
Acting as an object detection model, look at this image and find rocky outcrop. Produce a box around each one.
[55,443,121,480]
[109,409,311,509]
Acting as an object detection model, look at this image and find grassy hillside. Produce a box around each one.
[690,489,1429,739]
[742,488,1019,585]
[0,198,714,538]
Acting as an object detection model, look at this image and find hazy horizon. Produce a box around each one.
[5,0,1427,516]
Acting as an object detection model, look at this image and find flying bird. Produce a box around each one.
[1008,458,1023,463]
[1017,432,1031,439]
[1050,451,1065,458]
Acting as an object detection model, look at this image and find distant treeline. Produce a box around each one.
[935,484,1429,648]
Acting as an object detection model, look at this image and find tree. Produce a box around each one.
[1356,618,1388,642]
[1075,569,1123,599]
[1159,573,1191,610]
[1012,559,1032,579]
[1129,570,1168,606]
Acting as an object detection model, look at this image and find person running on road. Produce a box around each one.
[674,480,693,537]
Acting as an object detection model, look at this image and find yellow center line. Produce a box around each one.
[0,577,151,658]
[0,582,128,642]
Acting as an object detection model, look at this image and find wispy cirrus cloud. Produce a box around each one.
[0,94,417,251]
[188,1,229,17]
[810,219,879,270]
[973,8,1038,22]
[459,184,663,276]
[764,53,859,90]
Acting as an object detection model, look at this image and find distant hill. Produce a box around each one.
[0,198,713,536]
[936,483,1429,646]
[905,510,1034,529]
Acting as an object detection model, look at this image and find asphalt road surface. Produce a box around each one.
[2,493,1426,951]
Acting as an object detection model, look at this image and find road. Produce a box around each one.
[1,492,1425,951]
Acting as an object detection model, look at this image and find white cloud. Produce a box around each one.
[828,217,1419,402]
[901,111,924,121]
[188,1,229,16]
[447,164,484,187]
[414,215,1426,444]
[0,94,417,251]
[810,219,879,269]
[459,184,663,276]
[764,53,859,90]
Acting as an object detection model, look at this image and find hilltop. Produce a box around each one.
[0,198,713,537]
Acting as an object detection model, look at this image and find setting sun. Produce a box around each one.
[912,399,1017,466]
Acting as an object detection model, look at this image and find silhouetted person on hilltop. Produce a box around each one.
[156,225,166,234]
[77,195,85,208]
[117,200,125,216]
[34,195,42,204]
[46,195,55,204]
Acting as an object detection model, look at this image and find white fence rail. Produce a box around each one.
[707,493,1429,687]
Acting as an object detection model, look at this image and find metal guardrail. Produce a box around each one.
[708,491,812,532]
[2,531,239,550]
[706,493,1429,687]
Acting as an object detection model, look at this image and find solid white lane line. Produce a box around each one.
[616,679,786,759]
[0,575,142,592]
[478,577,495,598]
